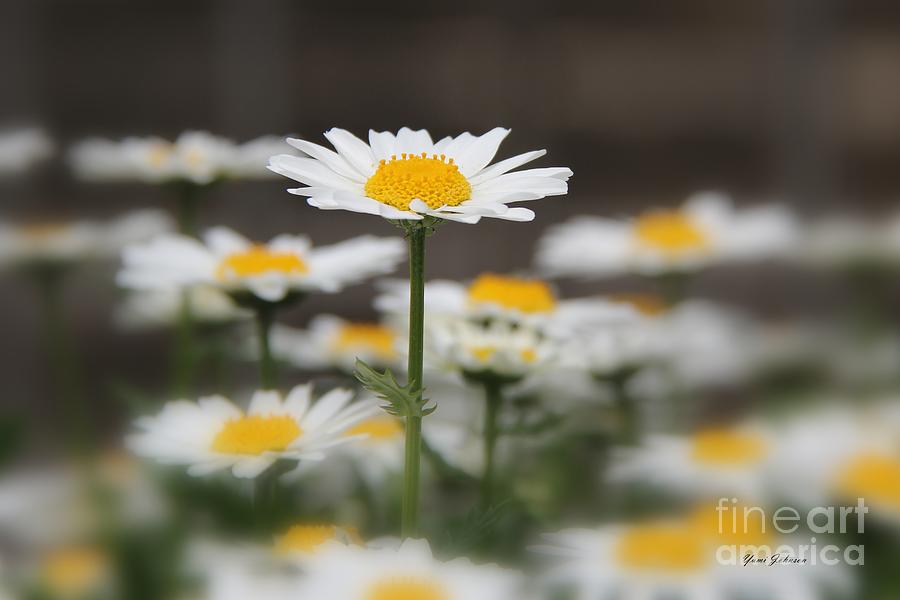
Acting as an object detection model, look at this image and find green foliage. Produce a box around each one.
[354,359,435,419]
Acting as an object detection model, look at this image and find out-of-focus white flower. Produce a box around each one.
[770,405,900,521]
[610,424,777,501]
[299,538,521,600]
[118,226,405,303]
[797,213,900,269]
[654,300,756,388]
[271,316,401,372]
[0,209,173,268]
[186,540,300,600]
[536,192,797,277]
[426,317,556,382]
[269,127,572,224]
[128,384,377,479]
[116,286,249,329]
[534,509,840,600]
[0,127,54,176]
[69,131,295,184]
[0,469,87,548]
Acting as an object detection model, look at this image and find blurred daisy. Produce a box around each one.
[128,384,376,478]
[536,191,797,277]
[70,131,294,184]
[271,315,400,372]
[299,538,521,600]
[376,274,565,328]
[36,546,113,599]
[118,226,405,303]
[269,127,572,223]
[610,425,776,501]
[274,523,359,556]
[0,209,173,269]
[797,213,900,270]
[0,127,53,176]
[116,285,248,330]
[534,512,837,600]
[427,317,555,382]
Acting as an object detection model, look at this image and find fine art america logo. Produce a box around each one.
[714,497,867,567]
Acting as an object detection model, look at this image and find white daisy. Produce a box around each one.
[0,209,173,268]
[69,131,294,184]
[426,317,556,382]
[610,424,777,502]
[797,213,900,269]
[127,384,377,478]
[117,226,406,303]
[270,315,401,372]
[268,127,572,224]
[116,286,249,330]
[534,512,841,600]
[0,127,54,176]
[536,191,797,277]
[298,538,521,600]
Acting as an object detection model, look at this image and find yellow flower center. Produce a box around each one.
[634,210,709,255]
[332,323,397,359]
[520,348,538,363]
[471,346,497,362]
[147,143,173,167]
[22,223,69,240]
[365,578,449,600]
[275,524,335,555]
[467,273,557,314]
[609,293,668,316]
[615,523,707,572]
[184,148,206,168]
[690,428,768,466]
[835,453,900,507]
[364,153,471,211]
[691,504,773,548]
[43,547,107,596]
[345,417,404,442]
[211,414,302,455]
[216,245,308,280]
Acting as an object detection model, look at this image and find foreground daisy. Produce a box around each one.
[299,539,521,600]
[271,315,401,372]
[128,384,376,478]
[536,191,797,278]
[269,127,571,223]
[69,131,293,185]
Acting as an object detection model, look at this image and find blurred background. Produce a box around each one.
[1,2,900,598]
[4,0,900,434]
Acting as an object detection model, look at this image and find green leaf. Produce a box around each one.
[354,359,434,418]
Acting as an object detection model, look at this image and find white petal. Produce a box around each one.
[455,127,510,176]
[248,390,283,415]
[268,154,360,192]
[468,149,546,185]
[395,127,434,156]
[323,128,376,176]
[368,130,397,161]
[204,227,251,256]
[302,388,354,430]
[286,138,366,182]
[231,456,276,478]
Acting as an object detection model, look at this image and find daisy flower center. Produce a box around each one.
[834,453,900,507]
[364,153,471,211]
[211,414,302,455]
[691,504,773,548]
[634,210,709,254]
[471,346,497,362]
[42,547,107,596]
[690,429,768,466]
[346,417,404,442]
[216,245,308,280]
[609,293,668,316]
[147,143,173,167]
[333,323,397,359]
[467,273,557,314]
[615,523,707,572]
[275,524,336,554]
[22,223,69,240]
[365,577,449,600]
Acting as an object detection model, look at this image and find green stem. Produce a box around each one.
[253,460,290,535]
[255,304,278,390]
[171,290,197,398]
[402,226,426,538]
[36,266,87,453]
[480,380,503,508]
[608,369,639,445]
[176,184,200,237]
